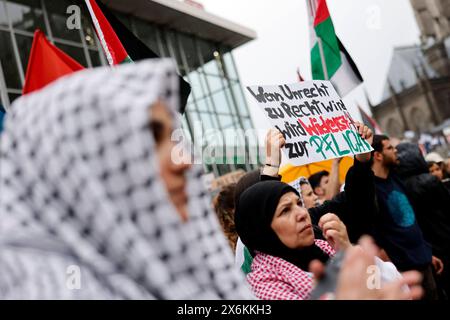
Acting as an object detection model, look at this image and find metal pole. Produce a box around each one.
[40,0,54,42]
[5,0,25,86]
[308,0,329,80]
[0,61,10,112]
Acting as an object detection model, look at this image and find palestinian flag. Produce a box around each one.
[85,0,191,113]
[23,30,84,95]
[308,0,363,96]
[358,105,383,134]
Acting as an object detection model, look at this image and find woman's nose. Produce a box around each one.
[295,208,308,221]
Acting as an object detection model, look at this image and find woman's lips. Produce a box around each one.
[300,224,312,233]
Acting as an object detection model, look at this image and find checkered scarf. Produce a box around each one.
[0,59,253,300]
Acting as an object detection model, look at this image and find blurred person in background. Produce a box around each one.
[213,184,239,252]
[397,142,450,299]
[370,135,441,300]
[308,158,342,205]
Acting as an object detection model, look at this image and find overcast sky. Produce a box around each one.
[196,0,421,135]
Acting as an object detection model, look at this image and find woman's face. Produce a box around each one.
[149,101,191,221]
[300,183,319,209]
[271,192,315,249]
[429,163,443,181]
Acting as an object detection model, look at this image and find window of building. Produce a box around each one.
[194,96,212,113]
[230,80,249,117]
[212,90,233,114]
[198,111,220,132]
[133,18,161,57]
[5,0,46,33]
[0,30,21,89]
[165,30,183,69]
[204,73,223,93]
[242,117,254,132]
[216,164,231,175]
[187,70,207,100]
[218,113,234,129]
[113,11,132,30]
[0,1,8,28]
[80,15,97,48]
[44,0,81,42]
[88,49,103,67]
[197,39,220,76]
[156,28,170,58]
[14,33,33,73]
[8,91,20,104]
[178,33,201,71]
[221,50,239,81]
[54,42,87,67]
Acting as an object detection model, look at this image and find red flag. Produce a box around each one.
[23,30,84,95]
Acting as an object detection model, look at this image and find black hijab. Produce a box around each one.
[235,181,330,271]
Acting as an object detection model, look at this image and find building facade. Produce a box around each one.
[0,0,259,176]
[371,0,450,139]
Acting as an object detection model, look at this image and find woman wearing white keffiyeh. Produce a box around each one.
[0,59,253,299]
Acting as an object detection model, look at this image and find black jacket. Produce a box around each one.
[396,143,450,260]
[309,159,377,243]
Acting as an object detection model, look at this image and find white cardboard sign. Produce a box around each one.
[246,80,373,166]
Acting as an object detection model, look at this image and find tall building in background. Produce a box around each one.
[411,0,450,43]
[410,0,450,76]
[371,0,450,139]
[0,0,259,176]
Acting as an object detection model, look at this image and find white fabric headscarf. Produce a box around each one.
[0,59,253,300]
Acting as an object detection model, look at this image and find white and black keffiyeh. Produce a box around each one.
[0,59,253,300]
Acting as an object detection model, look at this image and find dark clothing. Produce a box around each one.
[396,143,450,260]
[396,142,450,296]
[442,178,450,194]
[397,172,450,260]
[373,167,437,299]
[373,174,432,271]
[309,158,378,243]
[421,264,440,300]
[299,157,433,272]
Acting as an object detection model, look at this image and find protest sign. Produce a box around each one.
[246,81,373,166]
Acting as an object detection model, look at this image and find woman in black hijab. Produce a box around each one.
[235,180,351,300]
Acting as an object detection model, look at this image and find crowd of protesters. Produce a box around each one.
[215,126,450,300]
[0,59,449,300]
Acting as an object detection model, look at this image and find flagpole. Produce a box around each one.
[308,0,329,80]
[85,0,114,66]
